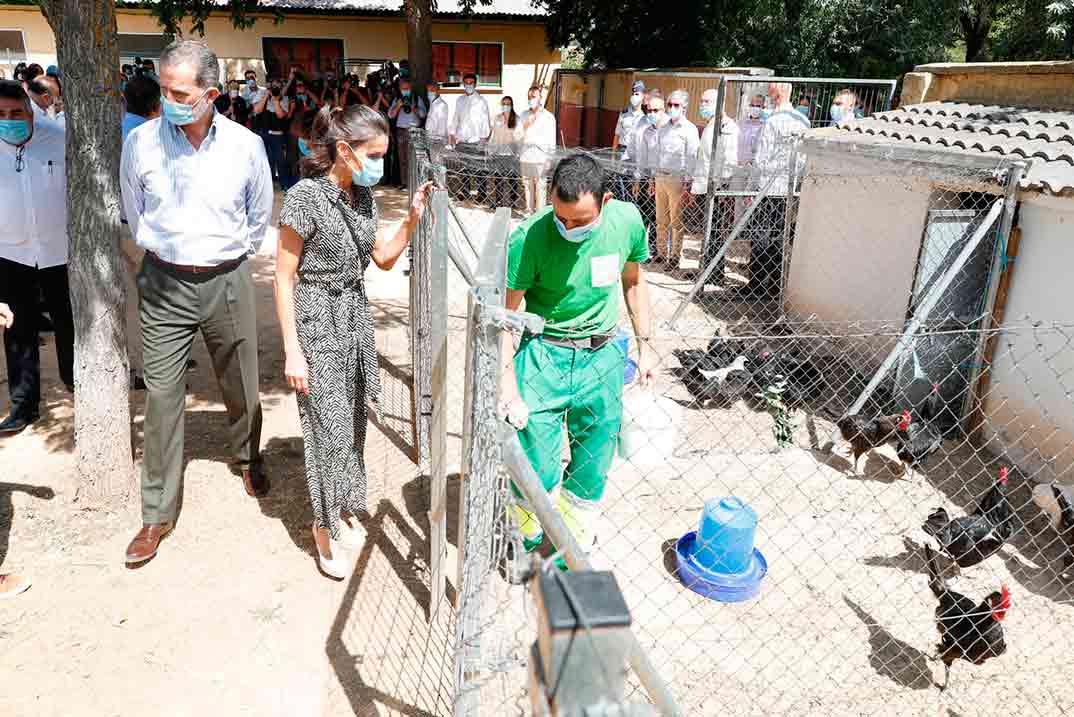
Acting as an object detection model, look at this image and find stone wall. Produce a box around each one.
[899,61,1074,109]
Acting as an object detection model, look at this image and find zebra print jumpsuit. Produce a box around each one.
[279,176,382,540]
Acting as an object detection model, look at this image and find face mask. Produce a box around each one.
[463,84,475,95]
[0,119,31,145]
[747,106,761,120]
[830,105,846,123]
[428,91,438,101]
[161,91,207,127]
[401,90,411,98]
[297,137,311,157]
[529,97,541,110]
[229,90,239,98]
[350,152,384,187]
[553,204,604,243]
[647,112,664,126]
[297,93,306,102]
[246,79,256,89]
[501,104,511,113]
[630,93,643,108]
[270,87,281,97]
[797,105,809,116]
[400,69,409,78]
[700,106,715,120]
[667,107,683,121]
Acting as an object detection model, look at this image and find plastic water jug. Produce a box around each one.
[694,497,757,575]
[618,389,682,467]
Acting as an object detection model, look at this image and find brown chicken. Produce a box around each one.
[836,409,909,474]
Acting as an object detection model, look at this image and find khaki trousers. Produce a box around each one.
[654,176,685,260]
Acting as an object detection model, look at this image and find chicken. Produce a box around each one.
[678,353,753,406]
[836,409,908,475]
[925,544,1010,691]
[750,348,825,408]
[1054,484,1074,575]
[923,467,1014,568]
[894,384,944,477]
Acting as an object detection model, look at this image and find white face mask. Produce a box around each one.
[529,96,541,110]
[630,93,643,108]
[463,84,476,95]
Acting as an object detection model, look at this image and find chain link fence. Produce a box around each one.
[403,74,1074,714]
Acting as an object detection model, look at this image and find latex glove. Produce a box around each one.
[498,394,530,430]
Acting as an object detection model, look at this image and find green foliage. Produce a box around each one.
[756,378,796,450]
[119,0,282,36]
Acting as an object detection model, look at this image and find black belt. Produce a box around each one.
[539,333,615,351]
[146,251,245,275]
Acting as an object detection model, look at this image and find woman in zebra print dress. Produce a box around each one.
[274,105,432,579]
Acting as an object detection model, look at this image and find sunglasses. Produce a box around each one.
[666,103,682,108]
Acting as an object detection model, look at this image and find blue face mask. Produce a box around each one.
[161,91,207,127]
[830,105,846,123]
[699,106,715,120]
[401,90,411,98]
[297,93,306,102]
[0,118,31,145]
[298,138,311,157]
[351,154,384,187]
[428,91,438,101]
[667,107,683,121]
[553,204,604,243]
[463,84,476,95]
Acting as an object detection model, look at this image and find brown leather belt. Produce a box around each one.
[146,251,245,275]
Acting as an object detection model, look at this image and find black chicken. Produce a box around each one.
[1054,484,1074,575]
[894,384,944,477]
[923,467,1014,568]
[674,349,752,406]
[836,409,909,475]
[925,544,1010,691]
[750,348,825,408]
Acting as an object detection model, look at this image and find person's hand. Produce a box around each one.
[498,391,530,430]
[408,181,434,223]
[0,302,12,330]
[636,345,656,388]
[285,351,310,395]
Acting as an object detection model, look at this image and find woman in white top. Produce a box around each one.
[487,96,523,210]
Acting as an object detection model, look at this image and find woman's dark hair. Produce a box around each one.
[0,79,31,110]
[501,95,517,129]
[24,63,44,80]
[301,104,389,178]
[551,153,607,203]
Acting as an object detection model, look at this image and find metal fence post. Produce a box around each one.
[428,188,450,619]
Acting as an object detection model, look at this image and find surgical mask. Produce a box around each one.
[229,90,239,98]
[501,104,511,113]
[246,79,256,89]
[529,97,541,110]
[553,206,604,243]
[428,91,438,101]
[747,106,762,120]
[351,154,384,187]
[463,84,475,95]
[667,107,683,121]
[797,105,809,117]
[830,104,846,123]
[297,93,307,102]
[297,137,311,157]
[161,91,207,127]
[0,119,31,145]
[647,111,665,126]
[630,93,643,108]
[401,89,411,98]
[699,105,715,120]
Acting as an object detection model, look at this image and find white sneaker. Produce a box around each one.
[312,525,349,580]
[337,514,367,550]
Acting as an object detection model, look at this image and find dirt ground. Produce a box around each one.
[2,189,1073,717]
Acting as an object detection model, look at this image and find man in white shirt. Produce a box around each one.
[632,90,663,259]
[640,88,699,270]
[691,88,739,285]
[449,72,492,201]
[518,84,556,213]
[744,82,810,298]
[424,80,450,142]
[26,75,64,128]
[120,40,274,565]
[0,80,74,435]
[738,93,765,167]
[389,77,427,188]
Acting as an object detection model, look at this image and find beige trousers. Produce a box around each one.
[654,176,685,260]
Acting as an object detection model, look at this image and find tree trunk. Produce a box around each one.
[38,0,136,506]
[404,0,434,92]
[960,1,993,62]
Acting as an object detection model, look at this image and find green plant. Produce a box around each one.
[756,377,796,450]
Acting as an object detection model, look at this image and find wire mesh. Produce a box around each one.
[406,101,1074,715]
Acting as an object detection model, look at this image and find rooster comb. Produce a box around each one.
[998,584,1012,611]
[998,466,1009,484]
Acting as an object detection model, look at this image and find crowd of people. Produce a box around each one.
[0,38,868,592]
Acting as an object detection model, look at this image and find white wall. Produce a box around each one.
[785,149,933,365]
[982,194,1074,483]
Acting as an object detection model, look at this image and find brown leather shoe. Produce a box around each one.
[241,463,269,498]
[125,523,173,564]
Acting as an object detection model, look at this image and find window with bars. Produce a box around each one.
[0,29,27,66]
[432,42,502,88]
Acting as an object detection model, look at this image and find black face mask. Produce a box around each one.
[270,87,281,97]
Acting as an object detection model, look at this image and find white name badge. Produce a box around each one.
[591,254,620,288]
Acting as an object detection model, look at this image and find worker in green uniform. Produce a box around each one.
[499,153,655,563]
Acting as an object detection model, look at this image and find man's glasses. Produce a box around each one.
[666,103,682,109]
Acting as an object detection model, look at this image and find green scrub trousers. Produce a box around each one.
[511,334,625,545]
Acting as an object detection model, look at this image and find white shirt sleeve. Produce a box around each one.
[119,131,144,242]
[450,97,463,137]
[692,122,713,195]
[479,98,492,140]
[244,138,275,254]
[684,122,701,179]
